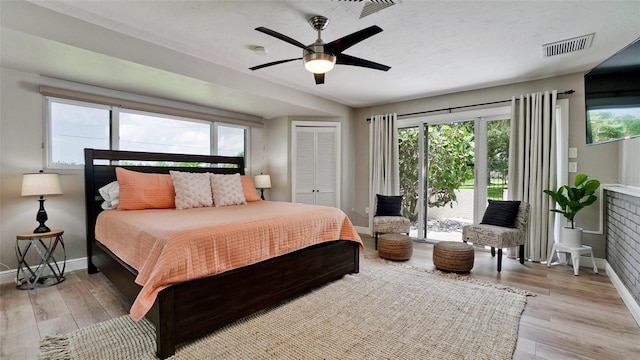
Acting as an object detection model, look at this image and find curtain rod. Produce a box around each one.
[366,89,575,121]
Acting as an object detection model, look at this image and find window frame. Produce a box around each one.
[45,97,112,170]
[214,122,251,172]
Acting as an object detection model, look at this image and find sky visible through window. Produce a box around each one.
[51,102,110,165]
[120,112,210,154]
[217,125,245,157]
[50,101,246,165]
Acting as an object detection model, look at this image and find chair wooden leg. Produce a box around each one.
[519,245,525,264]
[375,233,379,250]
[490,247,496,257]
[497,248,503,272]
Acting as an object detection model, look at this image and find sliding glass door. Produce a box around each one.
[398,107,511,241]
[425,120,475,241]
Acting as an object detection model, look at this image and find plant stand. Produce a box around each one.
[547,243,598,276]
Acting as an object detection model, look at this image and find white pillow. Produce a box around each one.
[210,173,246,207]
[99,181,120,210]
[170,171,214,210]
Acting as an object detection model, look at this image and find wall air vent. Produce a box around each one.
[542,33,594,57]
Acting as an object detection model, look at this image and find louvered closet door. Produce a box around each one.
[295,128,317,205]
[292,123,339,207]
[314,128,337,206]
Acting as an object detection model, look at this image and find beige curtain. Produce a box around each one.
[369,113,399,229]
[508,91,558,262]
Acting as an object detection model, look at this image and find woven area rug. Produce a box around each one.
[39,257,532,360]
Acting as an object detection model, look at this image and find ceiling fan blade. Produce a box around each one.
[255,27,314,52]
[325,25,383,54]
[249,57,302,71]
[314,73,325,85]
[336,54,391,71]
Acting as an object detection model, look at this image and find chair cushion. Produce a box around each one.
[480,200,521,228]
[376,194,403,216]
[373,216,410,234]
[462,224,525,248]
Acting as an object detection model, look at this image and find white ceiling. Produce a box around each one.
[2,1,640,119]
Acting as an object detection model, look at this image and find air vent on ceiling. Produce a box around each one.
[336,0,397,19]
[542,33,594,57]
[360,0,397,19]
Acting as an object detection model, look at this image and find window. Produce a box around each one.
[118,110,211,155]
[45,97,249,169]
[48,99,110,167]
[216,124,246,158]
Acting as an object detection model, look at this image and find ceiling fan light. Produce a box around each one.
[303,53,336,73]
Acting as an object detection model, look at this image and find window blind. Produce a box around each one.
[39,86,264,128]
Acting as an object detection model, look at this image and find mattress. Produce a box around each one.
[95,201,362,320]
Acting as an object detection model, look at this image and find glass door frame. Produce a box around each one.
[398,106,511,240]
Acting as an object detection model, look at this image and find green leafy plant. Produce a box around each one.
[543,173,601,229]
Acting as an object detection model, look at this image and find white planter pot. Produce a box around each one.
[561,227,583,247]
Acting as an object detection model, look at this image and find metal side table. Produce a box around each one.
[15,229,66,289]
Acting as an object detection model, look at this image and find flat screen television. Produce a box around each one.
[585,37,640,145]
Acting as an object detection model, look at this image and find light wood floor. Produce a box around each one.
[1,234,639,359]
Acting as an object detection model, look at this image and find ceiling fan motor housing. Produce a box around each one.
[303,42,336,73]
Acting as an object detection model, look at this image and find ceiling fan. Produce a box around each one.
[249,15,391,85]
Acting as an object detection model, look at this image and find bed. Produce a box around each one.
[84,148,361,359]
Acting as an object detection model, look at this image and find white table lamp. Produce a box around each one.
[21,171,63,233]
[254,174,271,200]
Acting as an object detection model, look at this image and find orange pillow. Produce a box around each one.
[241,175,262,202]
[116,167,176,210]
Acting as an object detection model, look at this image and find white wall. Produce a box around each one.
[0,68,86,270]
[0,67,266,270]
[619,137,640,186]
[264,116,290,202]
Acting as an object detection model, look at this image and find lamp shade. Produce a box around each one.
[254,174,272,189]
[21,172,63,197]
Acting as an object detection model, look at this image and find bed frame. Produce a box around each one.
[84,148,360,359]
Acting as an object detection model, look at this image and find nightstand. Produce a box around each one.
[15,229,66,289]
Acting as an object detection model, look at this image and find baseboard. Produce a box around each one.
[580,255,607,270]
[354,226,370,235]
[606,261,640,327]
[0,257,88,285]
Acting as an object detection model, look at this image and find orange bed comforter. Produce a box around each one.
[95,201,362,320]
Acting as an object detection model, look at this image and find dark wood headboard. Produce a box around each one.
[83,148,245,272]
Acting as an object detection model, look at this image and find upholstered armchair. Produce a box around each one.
[462,201,529,272]
[372,194,411,249]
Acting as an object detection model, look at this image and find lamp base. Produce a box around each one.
[259,188,265,200]
[33,225,51,234]
[34,197,50,234]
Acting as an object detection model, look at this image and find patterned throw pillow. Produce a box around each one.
[170,171,213,210]
[210,173,247,207]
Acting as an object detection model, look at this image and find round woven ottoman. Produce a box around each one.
[378,233,413,261]
[433,241,474,273]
